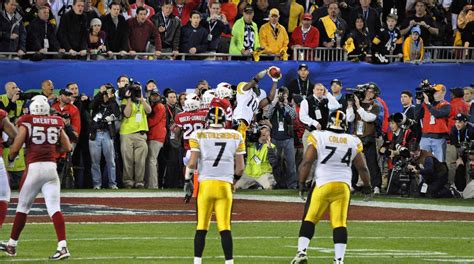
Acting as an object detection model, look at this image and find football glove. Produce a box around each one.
[267,66,282,82]
[298,183,307,201]
[361,185,373,202]
[184,179,194,204]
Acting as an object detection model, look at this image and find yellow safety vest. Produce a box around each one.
[119,100,149,135]
[0,94,24,120]
[244,143,274,178]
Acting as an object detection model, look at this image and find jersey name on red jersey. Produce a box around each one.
[18,115,64,164]
[175,110,207,150]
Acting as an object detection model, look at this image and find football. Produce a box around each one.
[268,67,281,78]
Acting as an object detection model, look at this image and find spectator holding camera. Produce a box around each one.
[415,84,451,162]
[347,85,382,193]
[89,84,121,189]
[119,82,151,188]
[235,125,278,190]
[201,2,231,52]
[266,87,297,189]
[400,0,438,46]
[449,113,474,192]
[0,82,25,123]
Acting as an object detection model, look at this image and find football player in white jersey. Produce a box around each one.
[233,67,280,142]
[185,107,245,264]
[291,110,372,264]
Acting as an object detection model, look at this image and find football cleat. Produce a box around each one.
[0,242,17,257]
[291,251,308,264]
[334,258,345,264]
[49,247,70,260]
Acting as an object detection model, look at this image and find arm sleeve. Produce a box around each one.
[427,104,451,118]
[265,103,276,119]
[326,92,342,110]
[285,105,297,120]
[299,99,318,127]
[346,106,355,122]
[356,107,377,122]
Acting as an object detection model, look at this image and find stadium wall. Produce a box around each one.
[1,60,472,112]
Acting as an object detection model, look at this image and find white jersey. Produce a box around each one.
[308,130,363,187]
[233,86,267,125]
[189,128,246,183]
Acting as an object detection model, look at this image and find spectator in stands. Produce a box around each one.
[26,6,63,53]
[0,82,24,123]
[57,0,88,57]
[201,2,231,52]
[347,85,381,193]
[101,2,129,55]
[50,0,73,28]
[280,0,304,36]
[41,79,57,104]
[372,13,403,64]
[403,26,424,62]
[349,0,381,39]
[68,82,91,189]
[128,0,155,19]
[0,0,26,57]
[311,0,331,24]
[87,18,111,57]
[287,63,314,101]
[415,84,451,162]
[291,13,320,51]
[230,6,261,57]
[235,125,278,190]
[252,0,270,28]
[173,0,199,25]
[259,8,289,60]
[153,0,181,56]
[344,15,370,61]
[89,84,120,189]
[266,87,297,189]
[145,88,167,189]
[400,0,438,46]
[449,113,474,191]
[300,83,341,152]
[128,7,162,57]
[450,0,472,43]
[84,0,100,23]
[464,87,473,105]
[23,0,57,26]
[119,82,151,189]
[179,11,208,55]
[316,1,347,48]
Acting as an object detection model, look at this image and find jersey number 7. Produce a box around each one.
[213,142,227,167]
[320,146,352,166]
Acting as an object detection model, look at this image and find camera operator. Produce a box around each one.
[300,83,341,152]
[407,143,461,198]
[0,82,31,123]
[89,84,121,190]
[116,75,130,101]
[449,113,474,192]
[119,82,152,189]
[235,125,278,190]
[347,85,382,193]
[415,83,451,162]
[265,87,297,189]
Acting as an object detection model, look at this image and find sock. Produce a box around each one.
[334,244,346,262]
[193,257,202,264]
[58,240,67,249]
[52,212,66,241]
[333,227,348,261]
[220,230,233,260]
[10,212,27,241]
[8,238,17,247]
[225,260,234,264]
[0,201,7,228]
[297,237,311,253]
[194,230,207,258]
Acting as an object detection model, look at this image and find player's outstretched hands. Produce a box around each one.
[184,179,194,203]
[267,66,282,82]
[361,185,373,202]
[298,183,307,201]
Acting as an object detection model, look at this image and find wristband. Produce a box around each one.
[252,77,260,83]
[234,174,242,181]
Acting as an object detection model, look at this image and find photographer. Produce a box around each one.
[119,82,152,189]
[89,84,120,190]
[0,82,28,123]
[407,143,460,198]
[449,113,474,192]
[235,125,278,190]
[300,83,341,152]
[266,87,297,189]
[415,83,451,162]
[347,85,382,193]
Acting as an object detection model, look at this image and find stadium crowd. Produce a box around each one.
[1,64,474,199]
[0,0,473,62]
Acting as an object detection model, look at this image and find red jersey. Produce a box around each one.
[0,109,7,155]
[18,115,64,164]
[175,109,207,150]
[210,97,233,128]
[51,102,81,141]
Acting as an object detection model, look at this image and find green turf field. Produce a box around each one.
[0,221,473,263]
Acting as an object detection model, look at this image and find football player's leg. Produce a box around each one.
[183,150,194,180]
[214,182,233,263]
[236,120,248,144]
[194,181,215,263]
[328,183,351,263]
[41,165,65,244]
[0,157,10,229]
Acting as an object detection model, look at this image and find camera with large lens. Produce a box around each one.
[125,81,142,101]
[389,157,416,196]
[345,84,367,101]
[415,79,435,104]
[458,140,474,157]
[18,91,37,100]
[246,129,261,143]
[393,112,416,128]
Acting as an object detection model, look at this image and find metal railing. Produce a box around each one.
[424,46,474,63]
[292,47,347,61]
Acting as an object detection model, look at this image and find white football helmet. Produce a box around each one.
[184,93,200,112]
[200,89,216,109]
[215,82,232,99]
[29,95,50,115]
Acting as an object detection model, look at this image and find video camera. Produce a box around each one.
[393,112,416,129]
[345,84,368,101]
[415,79,435,104]
[17,91,37,101]
[389,157,417,196]
[124,80,142,101]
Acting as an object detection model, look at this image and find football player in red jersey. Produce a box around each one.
[174,94,208,180]
[0,109,18,233]
[212,82,234,128]
[0,96,72,260]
